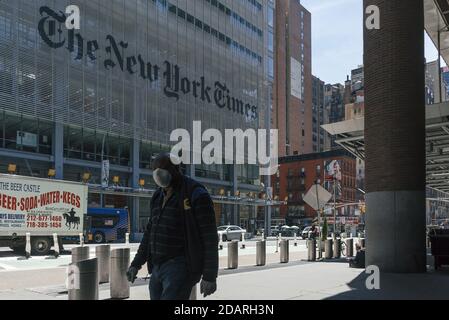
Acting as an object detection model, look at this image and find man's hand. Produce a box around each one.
[200,279,217,298]
[126,266,138,283]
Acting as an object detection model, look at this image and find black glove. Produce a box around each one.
[126,266,138,283]
[200,279,217,298]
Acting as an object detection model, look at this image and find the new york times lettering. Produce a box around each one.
[37,6,259,121]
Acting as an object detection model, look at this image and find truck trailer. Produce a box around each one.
[0,174,88,255]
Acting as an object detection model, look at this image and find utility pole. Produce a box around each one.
[264,81,272,239]
[333,176,337,237]
[315,182,322,259]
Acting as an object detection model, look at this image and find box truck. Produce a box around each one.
[0,174,88,255]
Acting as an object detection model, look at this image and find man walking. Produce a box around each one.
[127,153,219,300]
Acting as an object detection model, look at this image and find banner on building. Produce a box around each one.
[101,160,110,188]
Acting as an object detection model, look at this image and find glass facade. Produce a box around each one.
[0,0,270,233]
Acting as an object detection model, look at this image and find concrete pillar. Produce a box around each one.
[364,0,426,273]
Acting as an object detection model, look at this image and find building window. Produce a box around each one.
[268,6,274,27]
[268,31,274,52]
[268,57,274,78]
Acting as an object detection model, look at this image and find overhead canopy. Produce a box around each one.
[322,101,449,192]
[321,118,365,161]
[425,0,449,65]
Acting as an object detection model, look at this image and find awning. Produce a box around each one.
[425,0,449,65]
[321,101,449,193]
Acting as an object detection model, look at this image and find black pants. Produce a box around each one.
[149,256,200,300]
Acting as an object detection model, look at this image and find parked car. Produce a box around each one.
[217,225,247,242]
[301,226,312,239]
[301,226,322,239]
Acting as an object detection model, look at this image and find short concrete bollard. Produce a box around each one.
[53,233,60,258]
[72,246,90,264]
[79,233,84,246]
[227,241,238,269]
[294,233,298,246]
[110,248,131,299]
[333,238,341,259]
[25,232,31,259]
[280,240,289,263]
[307,239,316,261]
[324,239,333,259]
[68,258,99,300]
[256,241,266,266]
[346,238,354,257]
[95,245,111,284]
[46,233,60,260]
[18,233,32,261]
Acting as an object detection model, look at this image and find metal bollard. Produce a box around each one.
[95,245,111,284]
[280,240,289,263]
[25,233,31,259]
[79,233,84,246]
[346,238,354,257]
[307,239,316,261]
[72,246,90,263]
[294,233,298,246]
[241,234,246,249]
[189,285,197,300]
[324,239,333,259]
[110,248,131,299]
[125,233,130,245]
[256,241,266,266]
[227,241,238,269]
[333,238,341,259]
[68,258,99,300]
[359,238,366,249]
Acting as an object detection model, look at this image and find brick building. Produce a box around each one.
[273,150,357,226]
[273,0,313,157]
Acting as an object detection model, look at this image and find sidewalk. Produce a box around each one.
[127,262,449,300]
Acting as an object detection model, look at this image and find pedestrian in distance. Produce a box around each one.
[126,153,219,300]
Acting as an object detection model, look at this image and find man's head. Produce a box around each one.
[152,153,182,189]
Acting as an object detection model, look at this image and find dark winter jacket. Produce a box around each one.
[131,176,219,282]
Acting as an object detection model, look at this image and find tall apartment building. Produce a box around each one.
[312,76,327,153]
[273,0,312,157]
[324,83,345,149]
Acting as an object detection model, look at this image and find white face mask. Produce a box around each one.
[153,169,172,188]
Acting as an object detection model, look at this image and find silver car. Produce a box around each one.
[217,225,247,242]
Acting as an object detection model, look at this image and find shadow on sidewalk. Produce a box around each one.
[326,268,449,300]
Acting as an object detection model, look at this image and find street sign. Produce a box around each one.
[303,184,332,211]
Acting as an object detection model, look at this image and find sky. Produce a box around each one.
[300,0,443,85]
